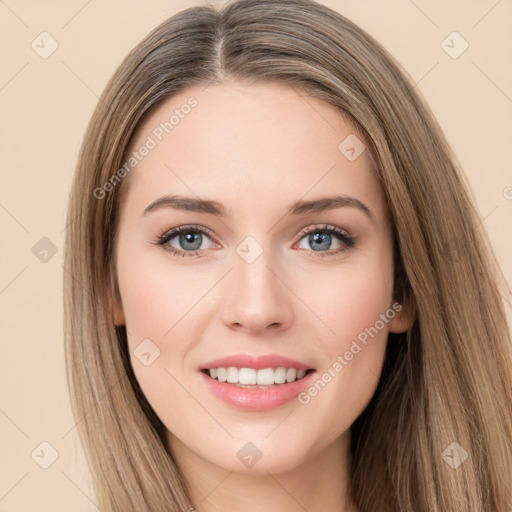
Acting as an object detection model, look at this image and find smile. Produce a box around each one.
[203,367,310,386]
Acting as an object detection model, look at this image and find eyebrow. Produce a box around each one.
[142,194,374,223]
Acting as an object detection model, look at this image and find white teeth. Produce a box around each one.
[286,368,297,382]
[216,367,227,382]
[256,368,275,385]
[274,367,287,384]
[206,366,309,385]
[238,367,257,385]
[227,367,238,383]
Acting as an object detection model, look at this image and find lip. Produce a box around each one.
[198,353,316,412]
[199,369,317,411]
[199,354,313,371]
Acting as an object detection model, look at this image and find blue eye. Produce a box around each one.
[295,224,355,257]
[153,226,216,258]
[152,223,355,259]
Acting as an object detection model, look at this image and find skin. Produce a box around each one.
[111,79,414,512]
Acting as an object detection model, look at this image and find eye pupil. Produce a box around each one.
[310,232,331,251]
[180,231,202,250]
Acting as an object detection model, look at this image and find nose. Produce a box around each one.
[219,248,294,334]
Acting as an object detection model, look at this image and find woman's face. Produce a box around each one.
[112,80,411,475]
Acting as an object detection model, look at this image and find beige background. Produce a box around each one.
[1,0,511,510]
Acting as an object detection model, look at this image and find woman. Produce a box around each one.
[63,0,512,510]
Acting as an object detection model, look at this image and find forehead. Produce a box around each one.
[120,80,386,221]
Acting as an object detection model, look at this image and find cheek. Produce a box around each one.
[115,247,184,379]
[333,276,393,349]
[298,252,394,353]
[115,244,218,406]
[117,245,196,341]
[117,261,195,429]
[293,250,395,414]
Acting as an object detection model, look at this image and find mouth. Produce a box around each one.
[200,367,315,388]
[199,365,317,411]
[198,354,317,410]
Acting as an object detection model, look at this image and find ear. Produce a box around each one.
[388,295,415,333]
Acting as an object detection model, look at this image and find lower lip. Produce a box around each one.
[199,370,316,411]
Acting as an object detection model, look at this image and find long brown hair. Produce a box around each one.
[63,0,512,510]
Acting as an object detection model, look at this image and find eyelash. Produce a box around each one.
[152,224,355,259]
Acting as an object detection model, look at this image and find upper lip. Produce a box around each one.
[199,354,314,371]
